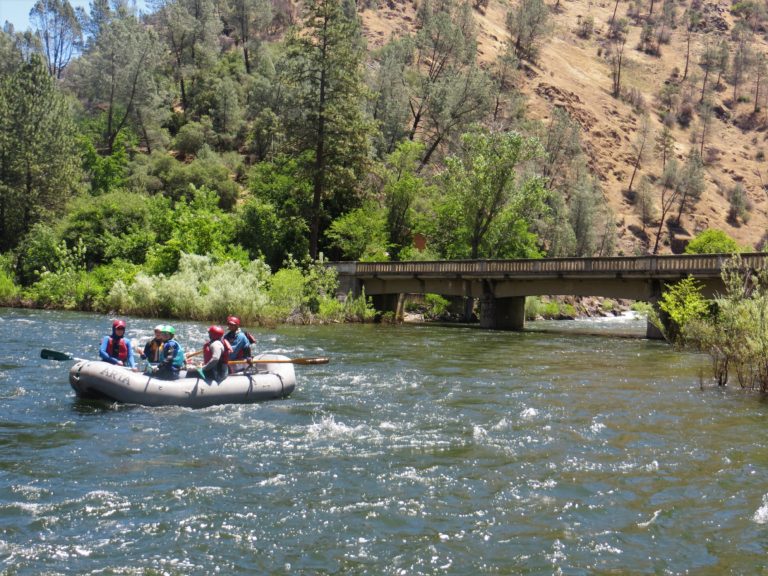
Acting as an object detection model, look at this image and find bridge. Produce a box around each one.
[328,253,768,337]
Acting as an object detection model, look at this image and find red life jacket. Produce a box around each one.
[203,338,232,365]
[108,337,128,361]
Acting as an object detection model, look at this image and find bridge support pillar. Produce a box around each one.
[480,295,526,330]
[371,294,404,321]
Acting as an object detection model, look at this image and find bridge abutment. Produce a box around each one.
[480,295,526,330]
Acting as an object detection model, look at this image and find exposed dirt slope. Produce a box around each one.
[359,0,768,255]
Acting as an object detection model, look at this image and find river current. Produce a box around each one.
[1,307,767,574]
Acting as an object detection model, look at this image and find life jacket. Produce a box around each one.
[161,340,185,369]
[203,338,232,365]
[107,337,128,361]
[145,339,163,363]
[172,341,186,368]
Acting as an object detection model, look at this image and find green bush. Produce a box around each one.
[423,294,449,319]
[658,276,709,342]
[684,228,744,254]
[0,253,19,303]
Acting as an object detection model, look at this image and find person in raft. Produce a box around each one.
[99,319,136,368]
[153,325,185,380]
[141,324,165,364]
[198,325,232,382]
[223,315,251,372]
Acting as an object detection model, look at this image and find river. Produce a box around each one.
[1,307,767,574]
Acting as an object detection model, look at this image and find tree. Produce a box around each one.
[405,0,492,168]
[569,173,615,256]
[155,0,220,116]
[30,0,82,79]
[655,124,675,169]
[380,140,432,259]
[540,107,583,191]
[681,7,700,81]
[0,53,81,252]
[652,157,680,254]
[635,175,657,233]
[490,42,525,125]
[608,18,628,98]
[753,52,767,112]
[225,0,273,74]
[730,21,754,103]
[506,0,552,63]
[367,38,412,156]
[675,149,705,225]
[68,12,163,154]
[699,39,718,103]
[281,0,373,259]
[627,114,652,194]
[685,228,742,254]
[430,128,547,259]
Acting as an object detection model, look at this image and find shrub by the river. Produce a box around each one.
[0,254,19,303]
[663,255,768,392]
[105,253,373,324]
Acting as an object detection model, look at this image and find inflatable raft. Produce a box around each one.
[68,354,296,408]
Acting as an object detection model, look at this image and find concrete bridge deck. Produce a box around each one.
[328,253,768,333]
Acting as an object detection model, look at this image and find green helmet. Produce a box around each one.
[162,324,175,335]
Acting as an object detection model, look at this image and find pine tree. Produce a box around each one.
[282,0,373,259]
[0,53,81,251]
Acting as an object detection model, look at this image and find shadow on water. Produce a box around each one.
[70,397,136,414]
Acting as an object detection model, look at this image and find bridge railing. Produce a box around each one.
[345,253,768,276]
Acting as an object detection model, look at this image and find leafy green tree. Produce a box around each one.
[381,140,432,260]
[684,228,743,254]
[428,128,547,259]
[57,191,155,268]
[30,0,82,78]
[0,52,81,252]
[240,154,312,266]
[658,276,709,342]
[325,204,389,261]
[235,196,309,271]
[281,0,373,258]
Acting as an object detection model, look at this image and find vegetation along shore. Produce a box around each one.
[4,0,768,367]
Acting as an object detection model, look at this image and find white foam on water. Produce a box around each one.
[520,407,539,420]
[306,415,367,441]
[752,494,768,524]
[637,509,662,528]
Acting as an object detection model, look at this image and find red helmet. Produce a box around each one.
[208,325,225,340]
[112,319,126,329]
[226,316,240,327]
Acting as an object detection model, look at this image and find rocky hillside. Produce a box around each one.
[360,0,768,255]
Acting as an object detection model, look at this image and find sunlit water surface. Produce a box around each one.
[1,308,767,575]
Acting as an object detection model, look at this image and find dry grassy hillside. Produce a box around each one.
[359,0,768,256]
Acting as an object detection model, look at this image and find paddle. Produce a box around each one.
[41,349,81,361]
[185,349,203,359]
[228,357,330,366]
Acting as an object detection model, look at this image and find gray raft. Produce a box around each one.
[68,354,296,408]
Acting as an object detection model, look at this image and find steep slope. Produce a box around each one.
[360,0,768,255]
